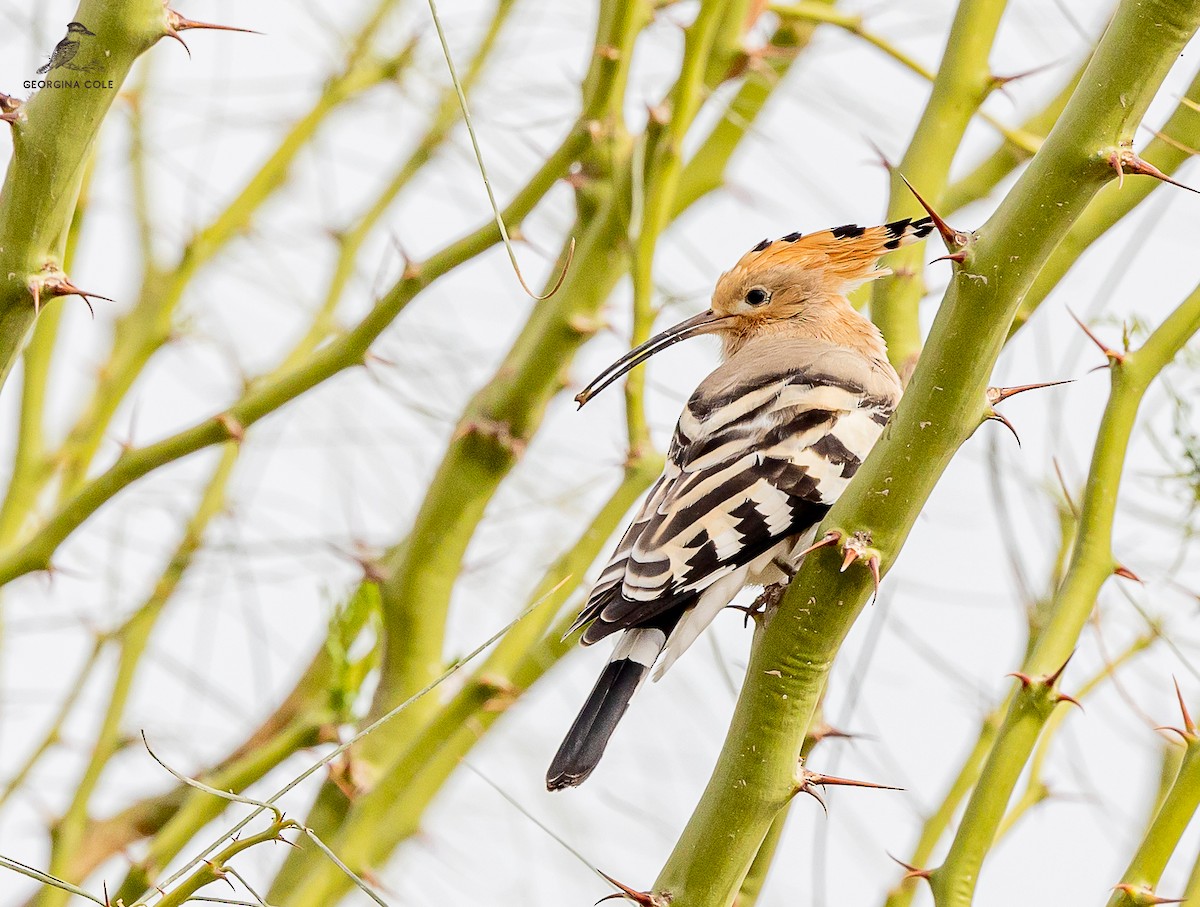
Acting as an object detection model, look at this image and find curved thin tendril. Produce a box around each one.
[426,0,575,300]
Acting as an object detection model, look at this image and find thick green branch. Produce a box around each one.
[651,3,1200,904]
[932,283,1200,907]
[0,0,166,390]
[1107,737,1200,905]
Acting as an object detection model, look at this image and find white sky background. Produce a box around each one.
[0,0,1198,904]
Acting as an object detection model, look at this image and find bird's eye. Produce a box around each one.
[745,287,771,306]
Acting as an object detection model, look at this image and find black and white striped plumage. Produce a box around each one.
[547,218,926,790]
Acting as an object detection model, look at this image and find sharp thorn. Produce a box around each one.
[1055,692,1083,711]
[595,870,659,907]
[840,546,859,573]
[1173,676,1196,735]
[987,379,1074,404]
[808,723,856,745]
[796,530,842,560]
[166,9,261,36]
[863,135,895,173]
[800,784,828,814]
[1155,725,1195,743]
[867,554,881,604]
[1066,307,1125,362]
[931,251,967,264]
[1045,651,1074,688]
[886,852,932,882]
[1113,564,1143,583]
[990,59,1061,89]
[1110,150,1200,194]
[896,172,967,250]
[1007,671,1034,687]
[985,409,1021,446]
[804,770,903,792]
[165,28,191,56]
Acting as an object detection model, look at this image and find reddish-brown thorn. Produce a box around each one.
[1045,651,1074,688]
[985,410,1021,447]
[840,546,860,573]
[596,870,660,907]
[863,136,895,173]
[992,59,1059,86]
[28,281,40,315]
[1113,564,1143,583]
[1173,676,1196,735]
[797,530,841,560]
[1055,692,1083,711]
[987,380,1074,405]
[40,276,113,319]
[931,251,967,264]
[1112,883,1185,904]
[1066,307,1125,363]
[887,852,932,882]
[1109,150,1200,194]
[799,783,828,813]
[897,173,970,250]
[867,554,881,604]
[165,8,260,56]
[804,770,903,793]
[1007,671,1035,687]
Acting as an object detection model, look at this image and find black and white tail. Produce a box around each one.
[545,625,669,790]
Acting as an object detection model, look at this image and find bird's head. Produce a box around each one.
[574,219,931,407]
[66,22,96,36]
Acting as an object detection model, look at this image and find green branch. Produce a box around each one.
[932,283,1200,906]
[650,3,1200,903]
[54,7,415,498]
[868,0,1009,368]
[1107,734,1200,905]
[0,0,166,390]
[1011,64,1200,335]
[0,126,587,588]
[272,454,661,906]
[29,445,239,907]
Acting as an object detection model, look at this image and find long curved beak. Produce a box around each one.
[575,309,730,408]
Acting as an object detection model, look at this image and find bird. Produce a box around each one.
[546,215,934,791]
[37,22,96,74]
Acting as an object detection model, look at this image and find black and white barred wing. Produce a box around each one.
[548,341,898,790]
[576,342,897,652]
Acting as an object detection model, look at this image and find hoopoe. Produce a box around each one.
[546,216,935,791]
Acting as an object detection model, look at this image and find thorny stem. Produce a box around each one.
[0,127,588,587]
[1106,735,1200,905]
[932,284,1200,907]
[869,0,1009,370]
[30,446,239,907]
[0,0,165,391]
[53,0,415,501]
[652,3,1200,904]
